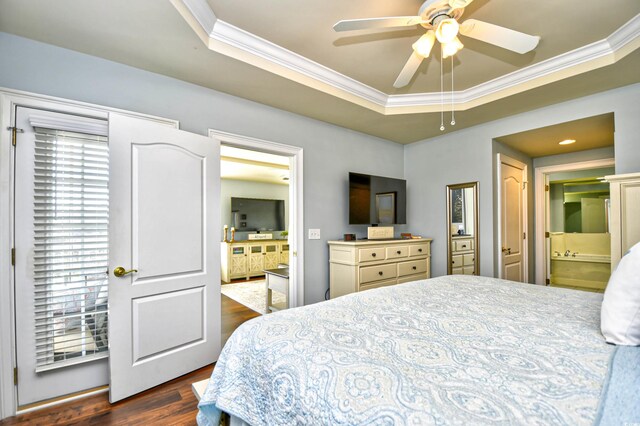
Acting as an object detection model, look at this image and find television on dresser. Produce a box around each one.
[231,197,285,232]
[349,172,407,225]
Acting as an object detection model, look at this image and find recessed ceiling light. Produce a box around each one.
[559,139,576,145]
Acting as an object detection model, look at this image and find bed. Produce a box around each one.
[197,275,637,425]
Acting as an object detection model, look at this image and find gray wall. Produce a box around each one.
[220,179,289,241]
[406,84,640,280]
[2,32,640,299]
[0,32,406,305]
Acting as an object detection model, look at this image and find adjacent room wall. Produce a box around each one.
[0,32,406,305]
[220,179,289,241]
[406,84,640,279]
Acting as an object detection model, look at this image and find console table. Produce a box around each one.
[328,238,432,299]
[221,240,289,283]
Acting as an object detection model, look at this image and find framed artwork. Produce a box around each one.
[375,192,396,224]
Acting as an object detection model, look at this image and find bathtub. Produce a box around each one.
[550,253,611,292]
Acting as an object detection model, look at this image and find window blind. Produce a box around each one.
[32,126,110,370]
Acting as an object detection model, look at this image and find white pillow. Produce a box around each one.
[601,242,640,345]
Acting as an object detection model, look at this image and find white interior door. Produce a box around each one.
[108,113,220,402]
[499,155,527,282]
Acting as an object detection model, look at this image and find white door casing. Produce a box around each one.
[209,129,304,308]
[533,158,615,285]
[497,154,527,282]
[108,113,220,403]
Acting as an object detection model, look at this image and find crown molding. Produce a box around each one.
[172,0,640,115]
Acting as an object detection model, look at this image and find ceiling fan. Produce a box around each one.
[333,0,541,88]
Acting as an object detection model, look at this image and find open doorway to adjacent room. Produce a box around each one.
[494,113,615,291]
[211,131,304,344]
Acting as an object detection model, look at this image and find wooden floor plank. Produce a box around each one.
[0,294,260,426]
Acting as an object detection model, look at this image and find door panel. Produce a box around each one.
[132,286,205,363]
[108,113,220,403]
[133,144,204,279]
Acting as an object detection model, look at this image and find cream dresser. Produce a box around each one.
[329,239,432,299]
[451,235,475,275]
[221,240,289,283]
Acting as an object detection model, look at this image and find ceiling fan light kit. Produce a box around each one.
[333,0,541,129]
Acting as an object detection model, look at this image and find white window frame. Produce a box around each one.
[0,87,178,419]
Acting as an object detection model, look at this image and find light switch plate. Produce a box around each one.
[308,229,321,240]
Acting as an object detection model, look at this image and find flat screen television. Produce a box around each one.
[349,172,407,225]
[231,197,285,232]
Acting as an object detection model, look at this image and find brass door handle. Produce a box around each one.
[114,266,138,277]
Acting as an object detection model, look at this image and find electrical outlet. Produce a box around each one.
[308,229,321,240]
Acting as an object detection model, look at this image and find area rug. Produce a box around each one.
[221,280,286,314]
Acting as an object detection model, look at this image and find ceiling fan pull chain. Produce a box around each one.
[451,55,456,126]
[440,45,445,132]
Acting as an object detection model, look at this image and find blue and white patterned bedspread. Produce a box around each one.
[199,275,613,425]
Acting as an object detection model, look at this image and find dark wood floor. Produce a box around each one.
[0,294,260,426]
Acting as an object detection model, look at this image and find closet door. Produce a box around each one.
[107,113,220,402]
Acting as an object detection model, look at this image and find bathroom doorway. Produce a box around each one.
[535,160,615,291]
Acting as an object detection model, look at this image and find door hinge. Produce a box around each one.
[13,367,18,385]
[523,182,527,190]
[545,231,550,238]
[523,232,526,239]
[292,251,298,257]
[11,247,15,266]
[546,278,550,285]
[7,126,24,146]
[545,184,549,191]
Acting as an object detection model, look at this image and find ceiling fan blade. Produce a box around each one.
[459,19,540,54]
[449,0,475,9]
[333,16,424,32]
[393,51,425,88]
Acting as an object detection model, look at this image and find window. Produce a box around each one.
[32,125,109,370]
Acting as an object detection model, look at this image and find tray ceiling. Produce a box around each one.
[1,0,639,143]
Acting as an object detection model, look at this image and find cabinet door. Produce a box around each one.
[248,245,265,273]
[230,245,247,277]
[280,243,290,265]
[451,254,463,270]
[264,244,279,269]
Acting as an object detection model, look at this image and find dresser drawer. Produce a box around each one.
[386,246,408,259]
[454,239,473,252]
[358,247,385,262]
[359,278,397,292]
[398,259,427,277]
[463,253,475,266]
[397,273,428,284]
[360,263,397,284]
[451,254,463,268]
[409,243,430,257]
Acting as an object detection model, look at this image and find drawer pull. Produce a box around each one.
[418,248,423,252]
[462,245,467,248]
[396,250,401,255]
[412,266,417,270]
[378,271,383,276]
[452,260,456,264]
[371,253,377,257]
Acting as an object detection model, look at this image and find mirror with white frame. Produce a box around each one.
[446,182,479,275]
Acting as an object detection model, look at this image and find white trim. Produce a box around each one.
[0,87,178,420]
[208,130,304,308]
[496,154,528,282]
[28,111,108,136]
[16,387,108,416]
[533,158,615,285]
[171,0,640,115]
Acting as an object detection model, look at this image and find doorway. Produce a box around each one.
[209,129,304,320]
[534,159,615,288]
